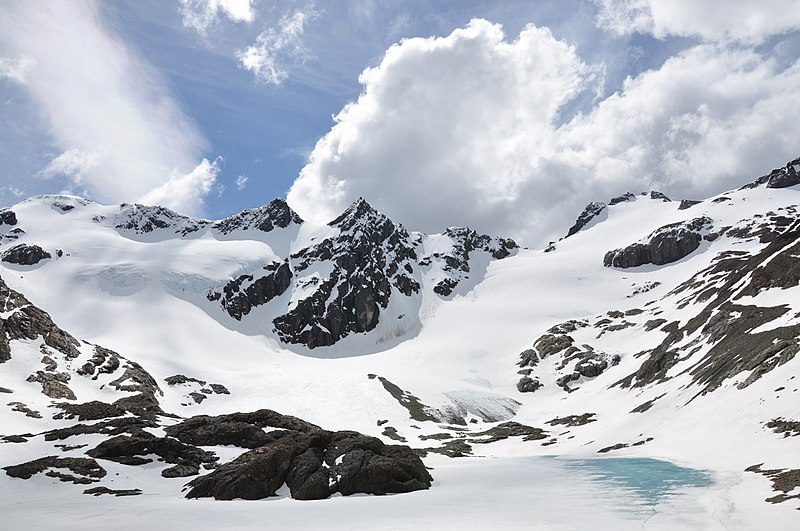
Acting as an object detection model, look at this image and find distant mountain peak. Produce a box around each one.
[329,196,383,229]
[213,198,303,235]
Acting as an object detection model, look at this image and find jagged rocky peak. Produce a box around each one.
[213,198,303,234]
[110,203,209,238]
[742,155,800,190]
[273,197,420,348]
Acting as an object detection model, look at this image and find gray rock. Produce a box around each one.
[604,216,712,268]
[516,376,542,393]
[185,430,432,501]
[1,244,50,266]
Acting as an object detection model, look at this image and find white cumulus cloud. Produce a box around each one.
[180,0,254,36]
[593,0,800,42]
[287,18,800,247]
[235,174,249,190]
[237,7,318,84]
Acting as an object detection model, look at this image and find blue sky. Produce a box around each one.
[2,1,799,245]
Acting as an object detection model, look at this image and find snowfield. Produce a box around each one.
[1,168,800,528]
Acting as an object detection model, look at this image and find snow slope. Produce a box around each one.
[1,157,800,529]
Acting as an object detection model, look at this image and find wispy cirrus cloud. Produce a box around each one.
[0,1,219,215]
[236,6,319,85]
[38,147,102,183]
[0,54,36,84]
[180,0,255,36]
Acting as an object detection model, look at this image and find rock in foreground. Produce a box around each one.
[185,424,432,500]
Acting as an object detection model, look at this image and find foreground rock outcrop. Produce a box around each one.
[169,410,432,500]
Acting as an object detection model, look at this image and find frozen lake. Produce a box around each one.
[1,455,752,530]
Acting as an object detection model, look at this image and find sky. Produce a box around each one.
[1,0,800,247]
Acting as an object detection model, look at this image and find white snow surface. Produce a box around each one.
[1,186,799,529]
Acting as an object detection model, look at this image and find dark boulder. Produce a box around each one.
[0,210,17,225]
[26,371,76,400]
[516,376,542,393]
[4,456,106,483]
[185,429,432,501]
[1,244,51,266]
[87,434,217,475]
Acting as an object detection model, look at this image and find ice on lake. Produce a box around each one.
[3,455,737,530]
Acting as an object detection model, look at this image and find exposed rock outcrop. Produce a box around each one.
[741,156,800,190]
[1,244,51,266]
[212,199,302,234]
[603,216,712,268]
[4,456,106,484]
[273,199,420,348]
[566,202,606,238]
[185,429,432,500]
[210,260,292,320]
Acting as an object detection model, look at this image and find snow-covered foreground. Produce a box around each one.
[1,162,800,529]
[0,454,760,530]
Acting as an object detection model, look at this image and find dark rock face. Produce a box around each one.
[273,198,420,348]
[207,198,516,349]
[609,192,636,205]
[604,216,712,268]
[516,376,542,393]
[26,371,76,400]
[650,191,671,202]
[425,227,518,296]
[0,210,18,225]
[211,260,292,320]
[566,202,606,238]
[84,487,142,496]
[547,413,597,427]
[166,417,273,449]
[185,429,432,501]
[1,244,51,266]
[0,278,81,364]
[113,203,208,238]
[213,199,302,234]
[678,199,701,210]
[87,434,218,476]
[469,422,547,443]
[52,401,126,421]
[742,156,800,190]
[4,456,106,484]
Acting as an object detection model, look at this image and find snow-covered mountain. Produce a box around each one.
[1,155,800,528]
